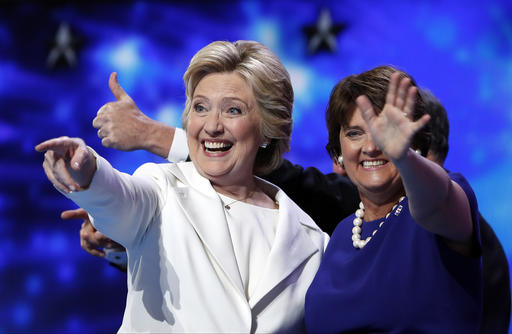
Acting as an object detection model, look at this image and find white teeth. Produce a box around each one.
[362,160,386,168]
[204,141,232,151]
[204,141,228,149]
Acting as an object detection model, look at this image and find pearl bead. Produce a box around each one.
[351,197,405,249]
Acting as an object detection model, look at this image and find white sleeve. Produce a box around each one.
[66,151,162,249]
[167,128,189,163]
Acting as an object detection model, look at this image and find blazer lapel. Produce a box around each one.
[168,162,245,296]
[249,189,319,307]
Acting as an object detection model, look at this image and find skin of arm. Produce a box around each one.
[356,72,473,246]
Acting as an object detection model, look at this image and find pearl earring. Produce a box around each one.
[337,155,344,166]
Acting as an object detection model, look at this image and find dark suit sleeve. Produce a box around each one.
[262,159,360,235]
[479,214,511,334]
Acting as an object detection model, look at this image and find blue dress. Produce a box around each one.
[305,172,482,334]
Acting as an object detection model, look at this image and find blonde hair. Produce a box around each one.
[182,40,293,175]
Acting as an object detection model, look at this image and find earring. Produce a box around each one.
[260,142,269,149]
[415,149,422,155]
[337,155,344,167]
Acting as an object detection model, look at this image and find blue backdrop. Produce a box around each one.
[1,1,511,332]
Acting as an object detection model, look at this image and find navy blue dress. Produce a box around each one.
[305,172,482,334]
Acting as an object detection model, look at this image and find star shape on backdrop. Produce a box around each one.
[47,22,80,69]
[303,8,347,54]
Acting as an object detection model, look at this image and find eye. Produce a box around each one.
[193,104,207,113]
[345,129,363,138]
[226,107,242,115]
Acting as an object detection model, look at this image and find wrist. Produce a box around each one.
[142,120,174,158]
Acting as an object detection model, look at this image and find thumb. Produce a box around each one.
[109,72,130,101]
[70,145,91,171]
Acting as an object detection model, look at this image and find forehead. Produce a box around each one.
[194,72,254,101]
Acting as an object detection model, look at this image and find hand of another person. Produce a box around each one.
[35,137,96,193]
[356,72,430,162]
[61,208,123,257]
[93,72,157,151]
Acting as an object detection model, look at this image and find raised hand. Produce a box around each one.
[356,72,430,162]
[61,208,123,257]
[93,72,155,151]
[35,136,96,193]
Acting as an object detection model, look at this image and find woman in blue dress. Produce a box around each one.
[305,66,482,333]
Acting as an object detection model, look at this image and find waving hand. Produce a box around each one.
[356,72,430,162]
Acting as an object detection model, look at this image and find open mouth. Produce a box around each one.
[203,140,233,153]
[361,160,387,168]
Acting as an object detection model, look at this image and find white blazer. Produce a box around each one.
[67,157,329,333]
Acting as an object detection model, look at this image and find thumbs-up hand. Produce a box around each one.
[35,136,96,193]
[93,72,154,151]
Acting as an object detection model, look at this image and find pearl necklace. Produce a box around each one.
[352,196,405,249]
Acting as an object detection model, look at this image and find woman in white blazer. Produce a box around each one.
[36,40,328,333]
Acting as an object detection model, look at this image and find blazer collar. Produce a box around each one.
[168,162,320,306]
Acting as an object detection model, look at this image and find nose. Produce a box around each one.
[204,110,224,136]
[362,135,381,156]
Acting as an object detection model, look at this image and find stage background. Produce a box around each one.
[1,1,511,332]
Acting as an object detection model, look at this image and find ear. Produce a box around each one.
[332,160,347,176]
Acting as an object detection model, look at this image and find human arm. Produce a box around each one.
[93,72,175,159]
[357,72,473,247]
[36,137,161,248]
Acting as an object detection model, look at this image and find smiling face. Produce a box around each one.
[339,108,404,201]
[186,72,264,186]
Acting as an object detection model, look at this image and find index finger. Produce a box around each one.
[61,208,89,221]
[35,137,75,154]
[109,72,130,101]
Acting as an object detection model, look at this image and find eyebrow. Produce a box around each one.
[192,95,251,108]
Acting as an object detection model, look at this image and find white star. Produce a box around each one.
[47,23,77,68]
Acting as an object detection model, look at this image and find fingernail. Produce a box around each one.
[74,162,79,168]
[70,185,76,192]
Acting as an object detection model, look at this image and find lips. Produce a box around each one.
[361,159,387,168]
[203,140,233,153]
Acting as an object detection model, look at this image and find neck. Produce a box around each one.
[359,190,405,221]
[212,178,258,201]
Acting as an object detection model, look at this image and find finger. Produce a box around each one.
[355,95,376,124]
[109,72,130,101]
[61,208,88,220]
[81,237,105,257]
[93,107,107,129]
[395,77,411,110]
[385,72,401,106]
[35,137,75,154]
[43,157,72,193]
[51,158,80,192]
[70,145,90,171]
[412,114,431,132]
[403,86,417,118]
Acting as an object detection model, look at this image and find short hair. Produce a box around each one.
[325,65,431,161]
[420,89,449,163]
[182,40,294,175]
